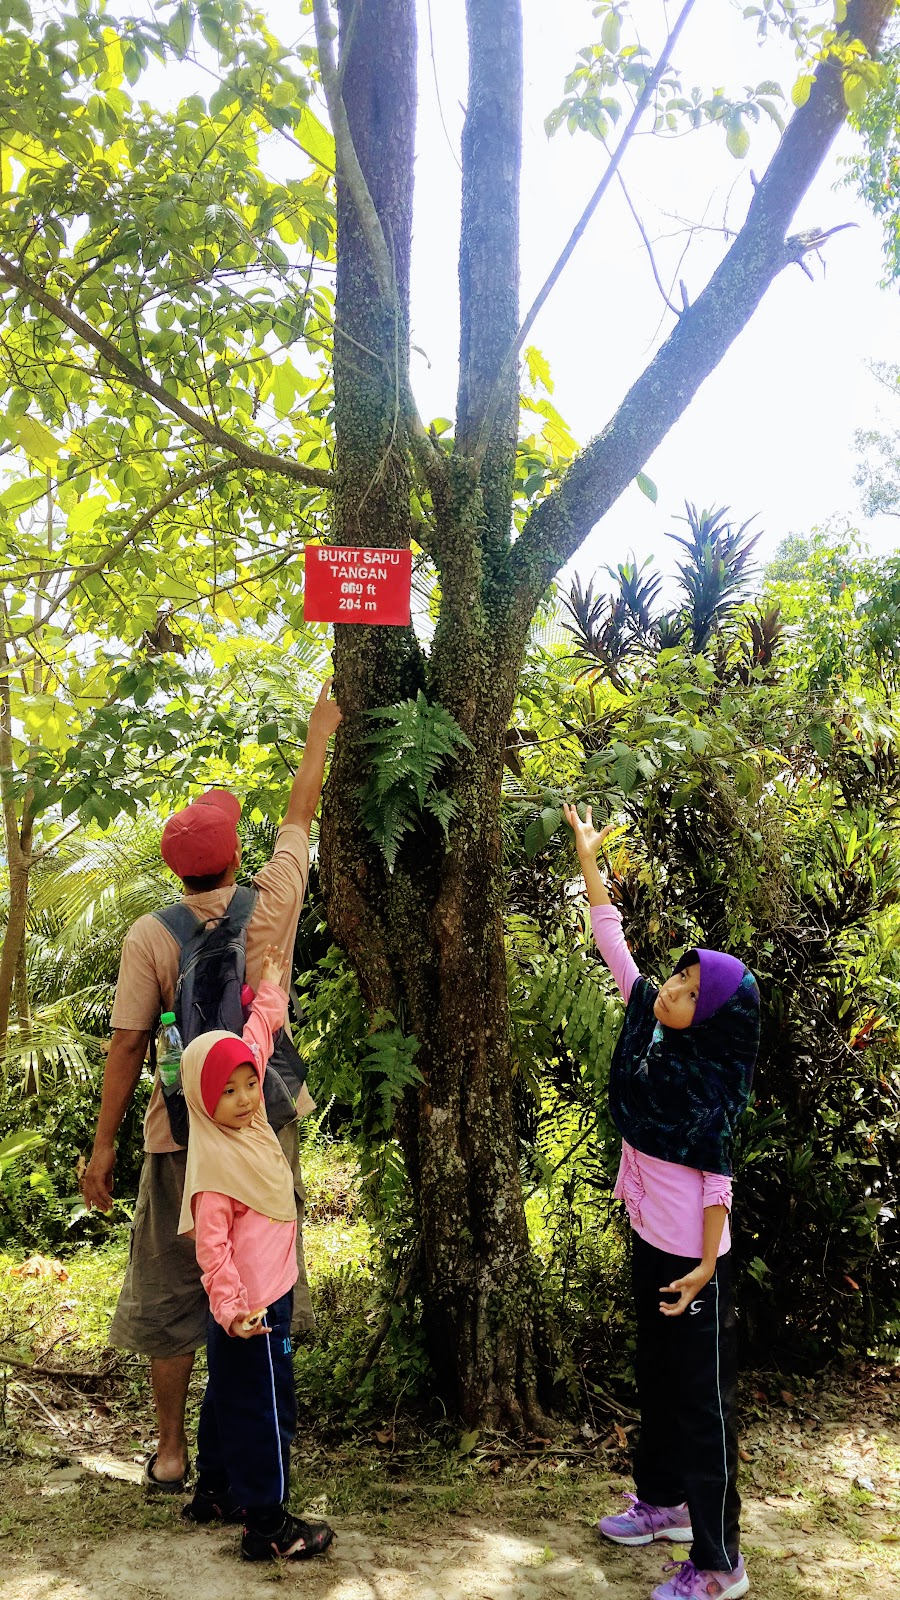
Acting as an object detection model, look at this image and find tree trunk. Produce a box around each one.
[320,0,550,1429]
[318,0,896,1427]
[0,622,33,1055]
[0,857,29,1053]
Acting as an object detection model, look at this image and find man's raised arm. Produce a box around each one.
[282,677,342,835]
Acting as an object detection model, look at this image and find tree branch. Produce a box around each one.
[473,0,697,467]
[312,0,396,306]
[0,254,334,490]
[455,0,523,493]
[10,463,241,645]
[29,818,82,869]
[510,0,896,602]
[312,0,442,490]
[616,170,683,318]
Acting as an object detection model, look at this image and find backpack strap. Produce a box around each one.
[152,901,205,948]
[226,883,257,931]
[152,884,258,947]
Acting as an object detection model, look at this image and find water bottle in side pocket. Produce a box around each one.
[157,1012,189,1144]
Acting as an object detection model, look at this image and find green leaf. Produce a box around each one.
[671,783,696,808]
[0,0,32,29]
[524,346,553,394]
[843,73,868,114]
[636,471,658,503]
[791,74,814,108]
[0,1128,45,1176]
[808,719,834,760]
[123,46,142,86]
[68,495,108,533]
[0,478,44,512]
[613,747,638,793]
[540,805,562,842]
[167,3,193,56]
[359,693,472,870]
[726,115,750,160]
[12,415,58,464]
[270,359,299,419]
[677,686,706,712]
[458,1429,479,1456]
[757,98,785,133]
[601,9,621,52]
[524,818,547,859]
[295,105,336,170]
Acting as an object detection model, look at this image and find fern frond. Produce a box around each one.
[424,789,458,846]
[359,692,472,872]
[361,1020,422,1135]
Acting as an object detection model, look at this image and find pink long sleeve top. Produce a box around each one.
[193,981,298,1331]
[591,905,732,1259]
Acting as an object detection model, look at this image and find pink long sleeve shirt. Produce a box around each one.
[193,981,298,1331]
[591,905,732,1260]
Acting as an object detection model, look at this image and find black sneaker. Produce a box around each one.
[240,1513,335,1561]
[182,1487,244,1525]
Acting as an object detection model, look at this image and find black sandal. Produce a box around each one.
[142,1451,190,1495]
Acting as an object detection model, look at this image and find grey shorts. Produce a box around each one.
[109,1131,314,1359]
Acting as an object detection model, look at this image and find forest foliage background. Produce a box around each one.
[1,0,900,1419]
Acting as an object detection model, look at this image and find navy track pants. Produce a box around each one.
[631,1235,741,1572]
[197,1288,295,1512]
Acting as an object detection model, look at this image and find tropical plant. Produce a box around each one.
[0,0,893,1427]
[503,535,900,1362]
[668,504,761,652]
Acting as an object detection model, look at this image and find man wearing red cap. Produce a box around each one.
[81,678,341,1493]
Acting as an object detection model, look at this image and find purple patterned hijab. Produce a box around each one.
[608,946,761,1176]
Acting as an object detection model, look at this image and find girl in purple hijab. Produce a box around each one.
[565,804,759,1600]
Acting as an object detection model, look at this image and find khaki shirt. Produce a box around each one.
[111,825,310,1154]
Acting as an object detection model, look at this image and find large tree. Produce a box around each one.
[315,0,895,1429]
[0,0,893,1427]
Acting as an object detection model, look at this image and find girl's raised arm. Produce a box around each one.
[563,804,615,906]
[563,804,639,1002]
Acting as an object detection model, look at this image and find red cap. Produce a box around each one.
[201,1035,256,1117]
[160,789,241,880]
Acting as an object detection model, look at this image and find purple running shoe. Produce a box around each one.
[598,1493,693,1546]
[651,1556,749,1599]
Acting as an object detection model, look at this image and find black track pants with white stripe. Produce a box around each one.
[197,1288,296,1511]
[630,1234,741,1573]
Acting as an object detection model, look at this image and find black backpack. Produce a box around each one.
[152,884,307,1146]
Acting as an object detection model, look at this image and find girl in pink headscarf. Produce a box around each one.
[565,805,759,1600]
[177,945,334,1564]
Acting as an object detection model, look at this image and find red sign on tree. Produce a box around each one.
[303,544,412,626]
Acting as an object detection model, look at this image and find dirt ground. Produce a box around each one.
[1,1363,899,1600]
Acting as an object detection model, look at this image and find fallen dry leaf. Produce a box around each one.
[9,1255,69,1283]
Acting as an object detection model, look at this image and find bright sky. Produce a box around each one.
[157,0,900,580]
[404,0,900,580]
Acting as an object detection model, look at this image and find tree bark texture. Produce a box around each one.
[455,0,522,538]
[0,628,33,1055]
[318,0,895,1428]
[321,0,550,1429]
